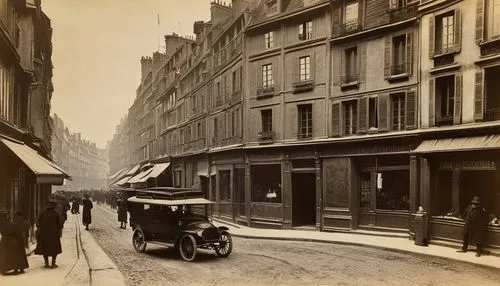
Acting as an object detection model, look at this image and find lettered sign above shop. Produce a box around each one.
[439,160,497,170]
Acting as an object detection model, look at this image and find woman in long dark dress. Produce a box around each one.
[0,211,29,274]
[82,194,93,230]
[35,200,62,268]
[117,199,128,229]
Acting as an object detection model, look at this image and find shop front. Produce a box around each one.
[415,135,500,250]
[319,136,418,233]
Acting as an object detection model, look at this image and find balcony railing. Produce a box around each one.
[297,132,312,140]
[292,79,315,93]
[256,85,275,99]
[436,115,453,126]
[341,74,359,85]
[435,44,460,56]
[258,131,275,143]
[183,138,206,153]
[388,4,418,23]
[390,63,409,76]
[337,20,361,37]
[485,108,500,122]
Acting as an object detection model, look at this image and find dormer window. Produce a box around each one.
[267,0,278,15]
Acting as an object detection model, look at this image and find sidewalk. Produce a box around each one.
[211,218,500,270]
[0,212,125,286]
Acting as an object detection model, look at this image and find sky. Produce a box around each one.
[42,0,213,148]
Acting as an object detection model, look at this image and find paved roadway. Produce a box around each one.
[89,205,500,286]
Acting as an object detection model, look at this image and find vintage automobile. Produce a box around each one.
[127,187,233,262]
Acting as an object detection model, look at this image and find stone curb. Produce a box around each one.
[73,214,126,286]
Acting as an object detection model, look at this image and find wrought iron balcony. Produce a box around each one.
[388,4,418,23]
[436,115,453,126]
[256,85,275,99]
[292,79,315,93]
[336,20,361,37]
[297,132,312,140]
[390,63,409,76]
[258,131,275,142]
[485,108,500,122]
[341,74,359,85]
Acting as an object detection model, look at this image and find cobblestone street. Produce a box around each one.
[89,205,500,286]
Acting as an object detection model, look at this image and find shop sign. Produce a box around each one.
[439,160,497,170]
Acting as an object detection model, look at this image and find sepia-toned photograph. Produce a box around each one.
[1,0,500,285]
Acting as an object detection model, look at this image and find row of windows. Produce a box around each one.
[261,55,312,88]
[263,21,313,49]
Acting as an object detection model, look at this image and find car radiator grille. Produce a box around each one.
[202,228,219,241]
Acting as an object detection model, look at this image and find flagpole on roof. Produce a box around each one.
[157,13,160,52]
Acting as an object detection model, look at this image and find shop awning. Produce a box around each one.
[414,135,500,154]
[125,164,141,176]
[0,138,68,185]
[108,167,126,181]
[148,163,170,178]
[127,168,154,184]
[115,176,132,186]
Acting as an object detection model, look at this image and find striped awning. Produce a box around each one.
[413,134,500,153]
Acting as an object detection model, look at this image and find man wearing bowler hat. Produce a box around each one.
[457,197,489,257]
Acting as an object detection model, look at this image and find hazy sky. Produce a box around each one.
[42,0,212,148]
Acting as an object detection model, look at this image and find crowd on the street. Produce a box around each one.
[0,188,130,276]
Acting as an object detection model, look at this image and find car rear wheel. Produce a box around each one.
[215,231,232,257]
[179,234,197,262]
[132,228,147,253]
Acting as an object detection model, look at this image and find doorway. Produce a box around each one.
[233,168,245,217]
[292,172,316,227]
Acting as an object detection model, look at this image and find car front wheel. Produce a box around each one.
[179,234,197,262]
[132,228,147,253]
[215,231,232,257]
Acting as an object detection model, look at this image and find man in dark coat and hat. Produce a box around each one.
[82,194,93,230]
[117,198,128,229]
[457,197,489,257]
[0,210,29,275]
[36,200,62,268]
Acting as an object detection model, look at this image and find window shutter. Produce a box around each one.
[429,78,435,127]
[358,97,368,134]
[341,49,346,81]
[406,32,413,75]
[475,0,484,44]
[384,37,391,79]
[331,102,341,137]
[358,0,365,28]
[292,57,299,83]
[310,52,316,81]
[333,48,342,86]
[454,8,462,53]
[378,94,389,131]
[454,73,462,125]
[429,16,435,58]
[332,5,341,37]
[406,90,417,130]
[474,70,484,121]
[359,44,367,83]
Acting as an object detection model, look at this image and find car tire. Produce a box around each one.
[132,227,147,253]
[179,234,197,262]
[215,231,232,257]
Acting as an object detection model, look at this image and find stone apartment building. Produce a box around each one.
[109,0,500,250]
[51,114,109,192]
[1,0,67,236]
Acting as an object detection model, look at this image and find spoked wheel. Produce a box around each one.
[179,234,197,262]
[215,231,232,257]
[132,228,147,253]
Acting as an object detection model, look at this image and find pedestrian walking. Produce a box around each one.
[0,210,29,275]
[457,197,489,257]
[71,197,80,214]
[82,194,93,230]
[117,198,128,229]
[35,200,62,268]
[12,211,29,249]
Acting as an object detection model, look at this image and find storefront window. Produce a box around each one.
[359,172,371,210]
[210,175,216,201]
[219,170,231,202]
[251,164,281,203]
[376,170,410,210]
[460,171,499,222]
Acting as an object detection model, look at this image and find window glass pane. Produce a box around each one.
[345,2,359,23]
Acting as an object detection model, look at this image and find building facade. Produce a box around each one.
[1,0,65,236]
[109,0,500,250]
[51,114,109,191]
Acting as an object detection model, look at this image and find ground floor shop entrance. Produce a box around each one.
[292,172,316,227]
